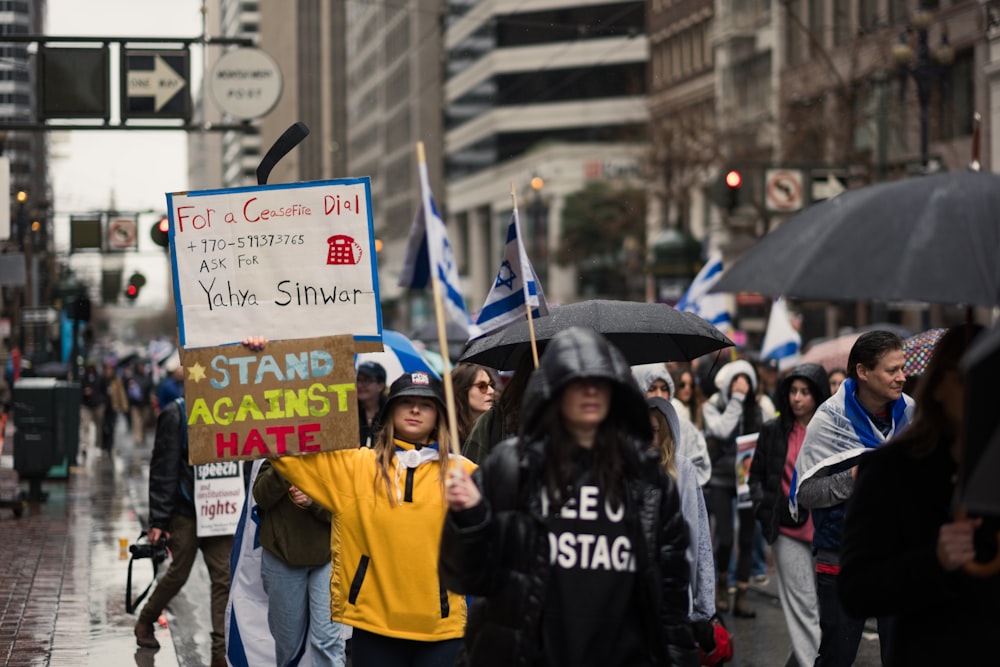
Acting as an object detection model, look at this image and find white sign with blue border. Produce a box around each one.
[166,178,382,349]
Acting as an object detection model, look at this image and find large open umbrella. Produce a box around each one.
[712,171,1000,307]
[356,330,439,384]
[459,299,733,370]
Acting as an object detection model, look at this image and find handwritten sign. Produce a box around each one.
[194,461,245,537]
[180,335,359,465]
[167,178,382,349]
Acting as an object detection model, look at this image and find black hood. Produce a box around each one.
[776,362,831,424]
[520,326,651,443]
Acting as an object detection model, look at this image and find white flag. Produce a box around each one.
[760,297,801,371]
[475,208,549,335]
[676,252,732,330]
[398,155,480,338]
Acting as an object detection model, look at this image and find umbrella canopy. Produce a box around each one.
[459,299,733,370]
[903,328,946,377]
[713,171,1000,307]
[800,332,860,373]
[410,320,469,362]
[355,330,440,385]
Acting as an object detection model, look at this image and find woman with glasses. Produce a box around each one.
[671,366,704,430]
[451,363,497,447]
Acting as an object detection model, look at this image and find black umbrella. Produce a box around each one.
[713,171,1000,307]
[459,299,733,370]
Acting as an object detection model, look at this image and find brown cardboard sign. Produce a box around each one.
[180,335,359,465]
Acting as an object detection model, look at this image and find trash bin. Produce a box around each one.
[12,378,81,485]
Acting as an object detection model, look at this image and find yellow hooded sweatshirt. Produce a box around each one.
[272,443,476,642]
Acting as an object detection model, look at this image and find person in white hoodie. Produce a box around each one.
[702,359,776,617]
[632,363,712,486]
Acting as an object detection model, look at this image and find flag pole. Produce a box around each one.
[417,141,462,457]
[511,182,540,369]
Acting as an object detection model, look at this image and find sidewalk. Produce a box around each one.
[0,421,183,667]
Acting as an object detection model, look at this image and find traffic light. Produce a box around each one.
[151,216,170,248]
[707,167,746,213]
[125,272,146,302]
[724,169,743,213]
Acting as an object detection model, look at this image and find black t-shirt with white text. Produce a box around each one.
[539,461,650,667]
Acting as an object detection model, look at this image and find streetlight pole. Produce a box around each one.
[893,5,954,172]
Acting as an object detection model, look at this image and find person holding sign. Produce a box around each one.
[439,327,698,667]
[253,460,347,666]
[242,335,476,667]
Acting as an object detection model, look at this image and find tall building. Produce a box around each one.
[444,0,648,308]
[343,0,446,326]
[0,0,48,211]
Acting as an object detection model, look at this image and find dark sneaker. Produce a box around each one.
[134,619,160,649]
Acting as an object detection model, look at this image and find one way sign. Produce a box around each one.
[123,49,190,119]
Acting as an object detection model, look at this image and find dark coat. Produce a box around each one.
[749,363,830,543]
[439,327,697,667]
[839,435,1000,666]
[147,399,196,529]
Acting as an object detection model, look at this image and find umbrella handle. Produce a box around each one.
[955,507,1000,577]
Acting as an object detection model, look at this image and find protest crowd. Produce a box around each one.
[118,153,999,667]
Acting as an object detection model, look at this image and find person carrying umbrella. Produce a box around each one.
[838,324,1000,666]
[440,327,698,666]
[790,330,915,666]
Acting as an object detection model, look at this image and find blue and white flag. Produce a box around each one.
[760,297,801,371]
[475,208,549,335]
[676,252,732,330]
[399,154,481,338]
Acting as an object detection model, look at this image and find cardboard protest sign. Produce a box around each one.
[194,461,245,537]
[166,178,383,350]
[180,335,359,465]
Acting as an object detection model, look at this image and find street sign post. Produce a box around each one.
[811,173,848,203]
[122,49,190,119]
[763,168,805,213]
[22,307,58,325]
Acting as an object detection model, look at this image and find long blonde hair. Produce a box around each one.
[649,408,678,479]
[373,403,454,504]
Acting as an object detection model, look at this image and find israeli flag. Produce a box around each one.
[760,297,801,371]
[475,209,549,335]
[399,154,481,338]
[676,252,732,330]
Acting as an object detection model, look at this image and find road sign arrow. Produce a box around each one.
[127,54,185,112]
[811,173,847,202]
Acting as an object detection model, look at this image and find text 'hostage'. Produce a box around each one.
[180,334,360,465]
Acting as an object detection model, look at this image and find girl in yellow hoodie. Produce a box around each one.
[257,354,476,667]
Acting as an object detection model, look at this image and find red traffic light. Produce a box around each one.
[725,170,743,189]
[125,284,139,300]
[151,216,170,248]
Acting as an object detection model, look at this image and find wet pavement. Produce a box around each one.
[0,417,884,667]
[0,418,213,667]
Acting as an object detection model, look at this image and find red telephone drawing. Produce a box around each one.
[326,235,363,265]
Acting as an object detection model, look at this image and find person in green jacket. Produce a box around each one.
[254,460,346,666]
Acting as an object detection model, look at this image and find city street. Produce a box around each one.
[0,416,886,667]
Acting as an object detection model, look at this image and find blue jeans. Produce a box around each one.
[815,571,893,667]
[261,549,346,667]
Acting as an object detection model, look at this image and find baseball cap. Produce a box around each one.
[356,360,387,384]
[376,371,446,425]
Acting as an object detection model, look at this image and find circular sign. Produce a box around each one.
[209,48,283,120]
[764,169,804,212]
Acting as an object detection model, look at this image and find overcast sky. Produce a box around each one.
[46,0,204,306]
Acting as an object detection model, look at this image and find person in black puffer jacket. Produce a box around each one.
[440,327,698,667]
[749,362,829,667]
